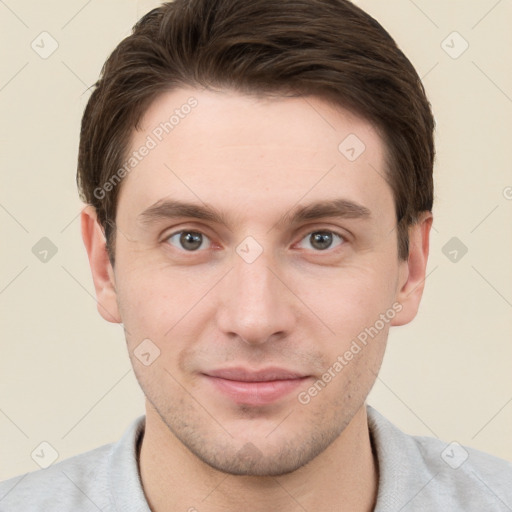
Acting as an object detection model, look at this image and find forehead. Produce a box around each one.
[117,87,393,226]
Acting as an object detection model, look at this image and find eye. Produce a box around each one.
[166,230,211,251]
[297,230,345,251]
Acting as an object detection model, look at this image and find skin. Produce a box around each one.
[81,87,432,511]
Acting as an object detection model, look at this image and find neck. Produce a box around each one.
[139,402,378,512]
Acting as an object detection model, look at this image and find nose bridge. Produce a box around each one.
[232,233,278,296]
[215,239,294,344]
[233,243,281,312]
[235,250,274,299]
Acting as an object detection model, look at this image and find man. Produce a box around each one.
[1,0,510,510]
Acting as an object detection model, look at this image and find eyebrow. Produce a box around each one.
[137,197,371,230]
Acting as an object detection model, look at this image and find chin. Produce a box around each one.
[180,428,337,477]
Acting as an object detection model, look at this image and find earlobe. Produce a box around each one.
[391,212,433,327]
[81,205,121,323]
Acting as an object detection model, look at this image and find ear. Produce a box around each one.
[391,211,433,326]
[81,205,121,323]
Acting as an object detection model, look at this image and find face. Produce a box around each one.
[86,87,427,476]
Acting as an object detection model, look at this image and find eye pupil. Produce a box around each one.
[180,232,202,251]
[311,232,333,250]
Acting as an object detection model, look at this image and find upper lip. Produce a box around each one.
[204,367,307,382]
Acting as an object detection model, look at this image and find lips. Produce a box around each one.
[202,367,310,405]
[206,367,306,382]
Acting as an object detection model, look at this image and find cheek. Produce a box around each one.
[296,331,387,426]
[297,265,398,337]
[115,262,197,334]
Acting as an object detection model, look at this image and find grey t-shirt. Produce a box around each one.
[1,405,511,511]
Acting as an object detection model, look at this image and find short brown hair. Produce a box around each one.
[77,0,435,264]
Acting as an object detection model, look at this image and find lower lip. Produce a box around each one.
[204,375,310,406]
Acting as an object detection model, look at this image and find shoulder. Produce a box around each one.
[413,433,512,505]
[367,405,512,511]
[0,442,115,511]
[0,414,146,511]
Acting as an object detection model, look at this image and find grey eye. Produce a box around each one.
[167,231,209,251]
[298,231,344,251]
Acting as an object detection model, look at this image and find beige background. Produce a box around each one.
[1,0,511,480]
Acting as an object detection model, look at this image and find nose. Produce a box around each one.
[215,247,297,346]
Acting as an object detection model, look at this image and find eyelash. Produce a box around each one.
[163,228,347,254]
